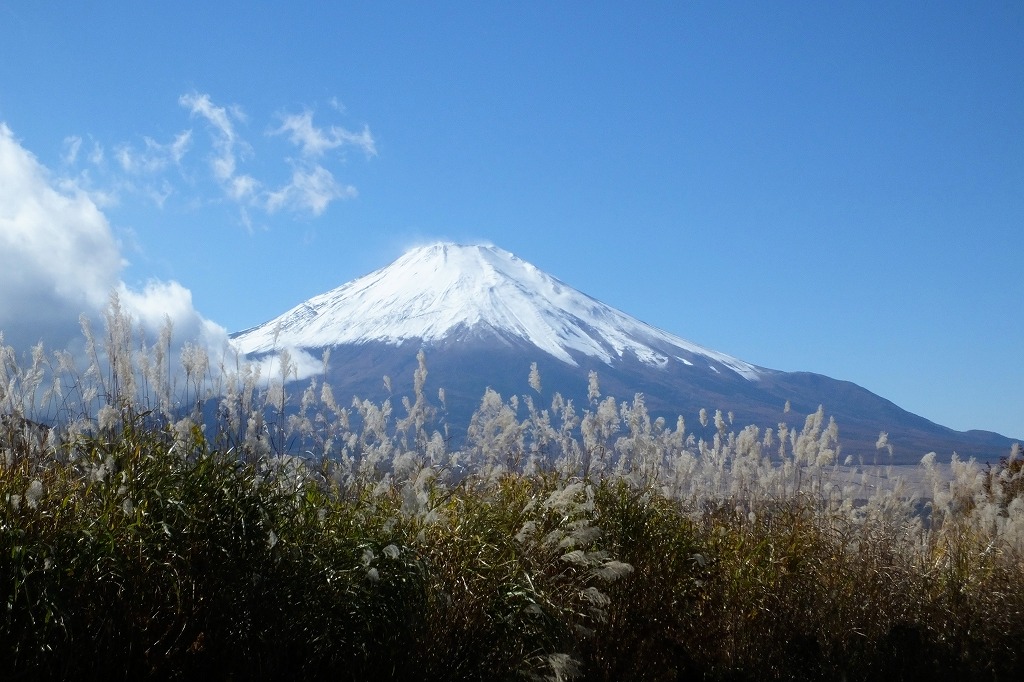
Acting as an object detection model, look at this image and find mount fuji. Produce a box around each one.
[231,243,1016,463]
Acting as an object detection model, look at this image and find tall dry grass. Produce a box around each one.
[1,302,1022,680]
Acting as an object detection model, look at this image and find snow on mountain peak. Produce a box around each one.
[231,242,762,380]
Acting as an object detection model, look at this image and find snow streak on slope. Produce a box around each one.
[232,243,763,380]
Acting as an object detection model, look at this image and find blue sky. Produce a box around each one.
[0,2,1021,439]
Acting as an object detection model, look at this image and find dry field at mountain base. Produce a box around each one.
[2,309,1023,680]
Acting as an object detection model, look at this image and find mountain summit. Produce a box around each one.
[233,243,760,378]
[231,243,1016,462]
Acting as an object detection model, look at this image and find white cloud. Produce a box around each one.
[179,93,237,160]
[266,164,355,216]
[262,108,373,216]
[179,92,260,201]
[0,122,227,358]
[58,93,372,226]
[271,110,377,158]
[116,279,226,351]
[87,139,105,166]
[115,130,192,175]
[0,123,121,348]
[247,346,324,385]
[62,135,82,165]
[62,134,105,170]
[229,174,259,203]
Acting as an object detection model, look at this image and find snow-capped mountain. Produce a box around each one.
[233,243,759,378]
[232,243,1016,463]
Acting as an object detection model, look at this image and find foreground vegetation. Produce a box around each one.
[2,303,1023,680]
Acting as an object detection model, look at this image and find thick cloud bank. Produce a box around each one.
[0,123,227,357]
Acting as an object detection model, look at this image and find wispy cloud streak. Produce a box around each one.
[266,164,357,216]
[179,92,259,203]
[56,92,375,225]
[272,110,377,159]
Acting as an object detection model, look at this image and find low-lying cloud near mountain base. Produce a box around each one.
[0,123,227,358]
